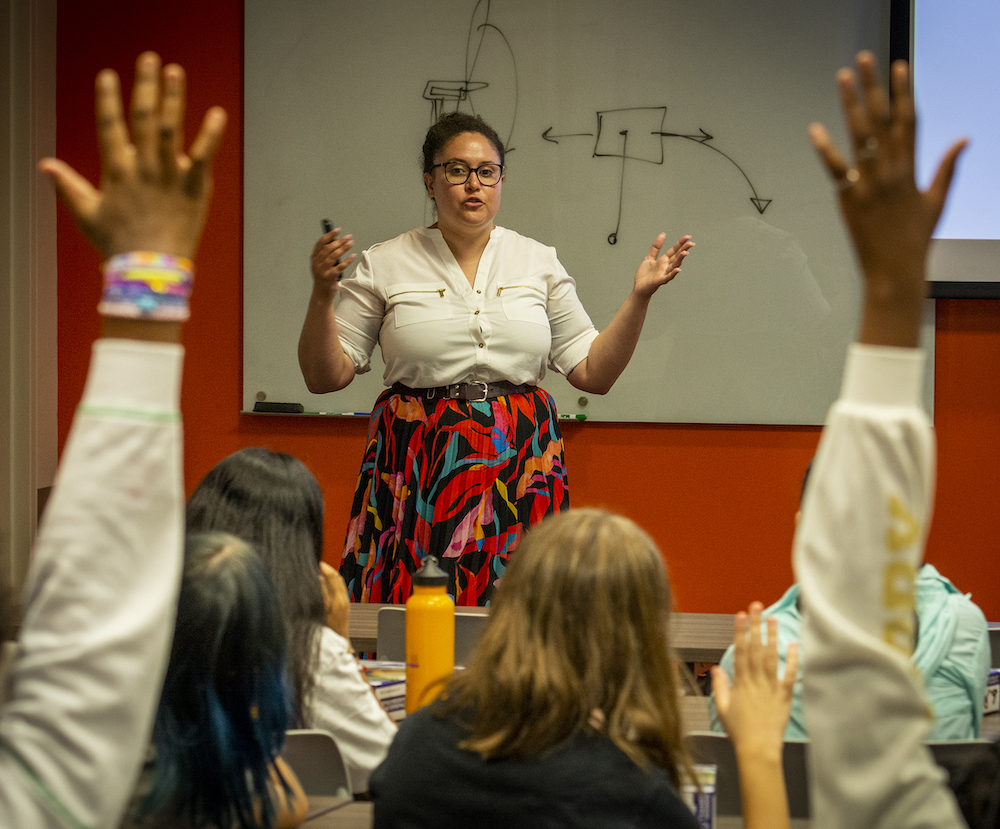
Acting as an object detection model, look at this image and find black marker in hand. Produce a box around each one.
[322,218,344,280]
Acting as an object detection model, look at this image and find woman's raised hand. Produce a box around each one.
[633,233,694,298]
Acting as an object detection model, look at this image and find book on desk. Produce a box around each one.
[360,660,406,722]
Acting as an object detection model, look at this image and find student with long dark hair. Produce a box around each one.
[187,448,396,793]
[123,532,306,829]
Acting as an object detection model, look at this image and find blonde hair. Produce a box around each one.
[438,508,693,786]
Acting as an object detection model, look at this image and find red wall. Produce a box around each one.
[54,1,1000,617]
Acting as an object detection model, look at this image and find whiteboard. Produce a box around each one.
[244,0,934,424]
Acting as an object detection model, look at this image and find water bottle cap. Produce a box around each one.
[413,555,449,587]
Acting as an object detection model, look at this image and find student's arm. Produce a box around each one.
[712,604,797,829]
[0,52,224,828]
[794,52,967,829]
[271,757,309,829]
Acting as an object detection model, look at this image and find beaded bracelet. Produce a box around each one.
[98,251,194,321]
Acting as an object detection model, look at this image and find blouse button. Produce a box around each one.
[474,310,480,315]
[477,290,482,294]
[479,343,485,348]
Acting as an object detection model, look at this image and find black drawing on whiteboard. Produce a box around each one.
[423,0,518,152]
[543,106,772,244]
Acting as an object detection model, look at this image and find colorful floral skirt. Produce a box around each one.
[339,386,569,606]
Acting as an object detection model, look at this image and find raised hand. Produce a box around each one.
[633,233,694,298]
[712,602,797,829]
[713,603,798,758]
[38,51,227,259]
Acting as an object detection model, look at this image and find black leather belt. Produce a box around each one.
[391,381,535,402]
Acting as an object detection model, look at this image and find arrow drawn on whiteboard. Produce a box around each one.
[656,127,714,143]
[541,127,595,143]
[543,107,773,243]
[652,128,772,214]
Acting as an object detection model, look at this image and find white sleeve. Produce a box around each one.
[334,250,385,375]
[0,339,184,829]
[545,255,599,377]
[305,627,397,794]
[794,343,965,829]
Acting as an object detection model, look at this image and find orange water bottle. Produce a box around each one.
[405,556,455,713]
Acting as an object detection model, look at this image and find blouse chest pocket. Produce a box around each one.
[386,282,453,328]
[497,283,548,326]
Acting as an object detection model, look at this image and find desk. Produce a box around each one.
[303,800,811,827]
[672,612,735,663]
[348,605,733,664]
[305,799,370,828]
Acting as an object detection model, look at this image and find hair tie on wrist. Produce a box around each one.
[99,251,194,321]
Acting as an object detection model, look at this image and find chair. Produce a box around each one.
[683,733,993,820]
[376,605,488,665]
[281,728,353,809]
[988,623,1000,668]
[683,731,811,819]
[928,739,997,785]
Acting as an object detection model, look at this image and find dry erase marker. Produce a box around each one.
[302,411,369,417]
[559,414,587,421]
[321,218,345,279]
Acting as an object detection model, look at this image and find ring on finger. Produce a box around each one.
[837,168,861,190]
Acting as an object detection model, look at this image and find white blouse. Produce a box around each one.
[304,627,396,794]
[335,226,599,389]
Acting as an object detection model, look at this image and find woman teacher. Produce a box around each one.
[298,112,693,606]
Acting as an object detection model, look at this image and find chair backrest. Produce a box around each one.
[683,733,993,819]
[281,729,352,802]
[683,731,811,819]
[988,623,1000,668]
[928,739,997,779]
[376,605,488,665]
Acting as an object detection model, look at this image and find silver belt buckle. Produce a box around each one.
[469,382,489,402]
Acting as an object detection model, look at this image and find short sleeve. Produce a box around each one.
[335,251,386,375]
[545,256,599,377]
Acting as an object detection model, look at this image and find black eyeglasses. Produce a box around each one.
[432,161,504,186]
